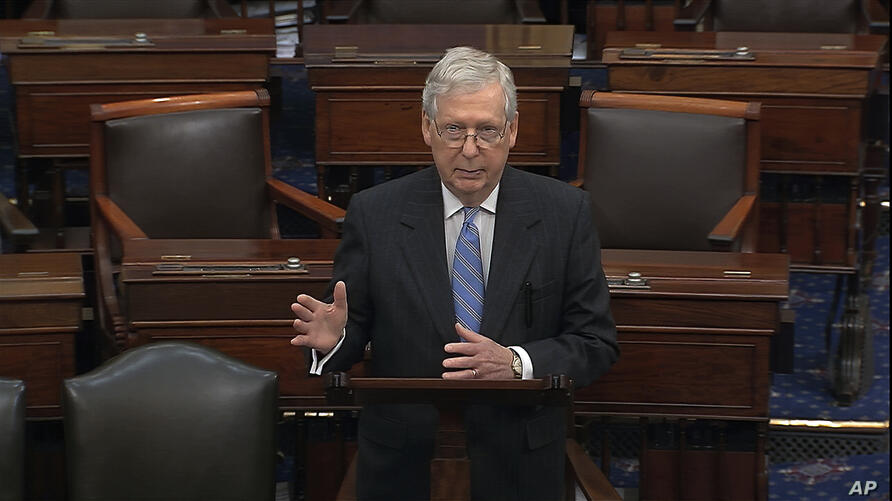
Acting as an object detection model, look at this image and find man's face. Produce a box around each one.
[422,82,518,207]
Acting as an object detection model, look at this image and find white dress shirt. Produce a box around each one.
[310,182,534,379]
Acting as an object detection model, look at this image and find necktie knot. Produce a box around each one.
[462,206,480,225]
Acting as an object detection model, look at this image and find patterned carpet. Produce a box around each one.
[0,62,887,501]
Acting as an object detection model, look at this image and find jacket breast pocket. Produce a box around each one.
[516,279,557,305]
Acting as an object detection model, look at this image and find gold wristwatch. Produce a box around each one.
[510,349,523,379]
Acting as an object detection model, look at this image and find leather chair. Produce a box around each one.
[0,378,25,501]
[63,342,278,501]
[575,91,761,252]
[323,0,546,24]
[23,0,238,18]
[89,90,344,350]
[674,0,889,34]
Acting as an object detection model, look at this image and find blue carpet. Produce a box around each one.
[771,237,890,422]
[770,453,890,500]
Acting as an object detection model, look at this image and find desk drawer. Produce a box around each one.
[575,331,771,418]
[610,298,779,331]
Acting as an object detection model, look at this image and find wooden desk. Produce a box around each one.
[0,18,276,231]
[580,249,789,501]
[119,243,788,412]
[118,238,343,409]
[601,31,887,271]
[579,249,788,419]
[0,252,83,418]
[303,24,573,200]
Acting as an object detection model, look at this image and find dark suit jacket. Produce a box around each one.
[323,166,618,501]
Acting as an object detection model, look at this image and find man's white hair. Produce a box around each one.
[422,46,517,122]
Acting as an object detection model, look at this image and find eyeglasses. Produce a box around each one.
[433,119,508,149]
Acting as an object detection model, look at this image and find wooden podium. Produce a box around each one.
[324,373,621,501]
[0,252,83,418]
[303,23,574,201]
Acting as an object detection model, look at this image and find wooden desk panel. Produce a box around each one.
[118,239,343,409]
[315,89,559,165]
[304,24,573,176]
[0,18,275,158]
[0,253,83,418]
[590,332,769,415]
[575,249,788,420]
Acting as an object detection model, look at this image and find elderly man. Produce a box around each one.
[291,46,618,501]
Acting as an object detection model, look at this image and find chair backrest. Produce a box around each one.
[49,0,234,18]
[90,90,275,239]
[0,379,25,501]
[578,91,760,251]
[352,0,529,23]
[713,0,861,33]
[63,342,278,501]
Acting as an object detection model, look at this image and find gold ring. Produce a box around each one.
[471,369,478,378]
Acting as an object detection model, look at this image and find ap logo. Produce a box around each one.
[848,480,878,496]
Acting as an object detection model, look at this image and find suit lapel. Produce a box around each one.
[399,168,456,344]
[481,167,541,343]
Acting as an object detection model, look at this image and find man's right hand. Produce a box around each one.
[290,280,348,355]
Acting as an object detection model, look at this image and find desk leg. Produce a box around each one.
[51,161,65,248]
[756,421,767,501]
[860,158,886,282]
[813,175,825,266]
[15,156,30,213]
[317,165,327,202]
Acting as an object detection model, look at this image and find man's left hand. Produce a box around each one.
[442,323,514,379]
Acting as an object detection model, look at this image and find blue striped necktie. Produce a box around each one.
[452,207,485,339]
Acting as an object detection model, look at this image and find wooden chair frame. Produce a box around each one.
[321,0,547,24]
[576,90,762,252]
[89,90,344,350]
[674,0,889,34]
[23,0,239,18]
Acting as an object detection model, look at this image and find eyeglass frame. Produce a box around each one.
[432,119,509,149]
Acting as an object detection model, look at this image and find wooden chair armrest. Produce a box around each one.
[569,178,584,189]
[708,194,756,247]
[210,0,240,17]
[566,439,622,501]
[323,0,363,23]
[516,0,547,23]
[267,179,345,236]
[0,192,38,242]
[863,0,890,34]
[21,0,52,18]
[673,0,711,30]
[94,195,148,241]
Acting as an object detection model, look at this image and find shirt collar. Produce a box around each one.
[442,183,500,220]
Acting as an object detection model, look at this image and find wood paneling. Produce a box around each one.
[0,253,83,417]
